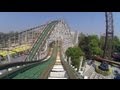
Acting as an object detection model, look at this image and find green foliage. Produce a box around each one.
[115,45,120,53]
[65,46,84,71]
[90,46,103,56]
[78,34,103,59]
[88,35,99,42]
[78,33,86,44]
[113,36,120,53]
[99,35,120,53]
[99,35,105,50]
[89,38,99,47]
[78,35,90,59]
[66,47,84,59]
[65,47,73,62]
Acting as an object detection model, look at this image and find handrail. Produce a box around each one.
[60,46,83,79]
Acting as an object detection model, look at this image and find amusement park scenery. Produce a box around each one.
[0,12,120,79]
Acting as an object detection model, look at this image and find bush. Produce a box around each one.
[95,66,112,76]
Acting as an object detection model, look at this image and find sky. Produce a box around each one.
[0,12,119,37]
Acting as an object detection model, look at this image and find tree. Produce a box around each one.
[78,34,103,59]
[78,33,86,45]
[90,47,103,56]
[88,36,103,56]
[99,35,120,54]
[71,47,84,71]
[65,46,84,71]
[65,47,73,62]
[113,36,120,53]
[99,35,105,50]
[79,34,90,59]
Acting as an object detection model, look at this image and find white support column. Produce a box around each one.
[37,52,39,60]
[70,57,72,65]
[69,57,71,65]
[39,51,41,60]
[79,56,83,71]
[18,33,21,45]
[43,41,47,52]
[65,56,67,62]
[25,31,27,44]
[7,52,11,63]
[83,62,87,74]
[21,33,25,44]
